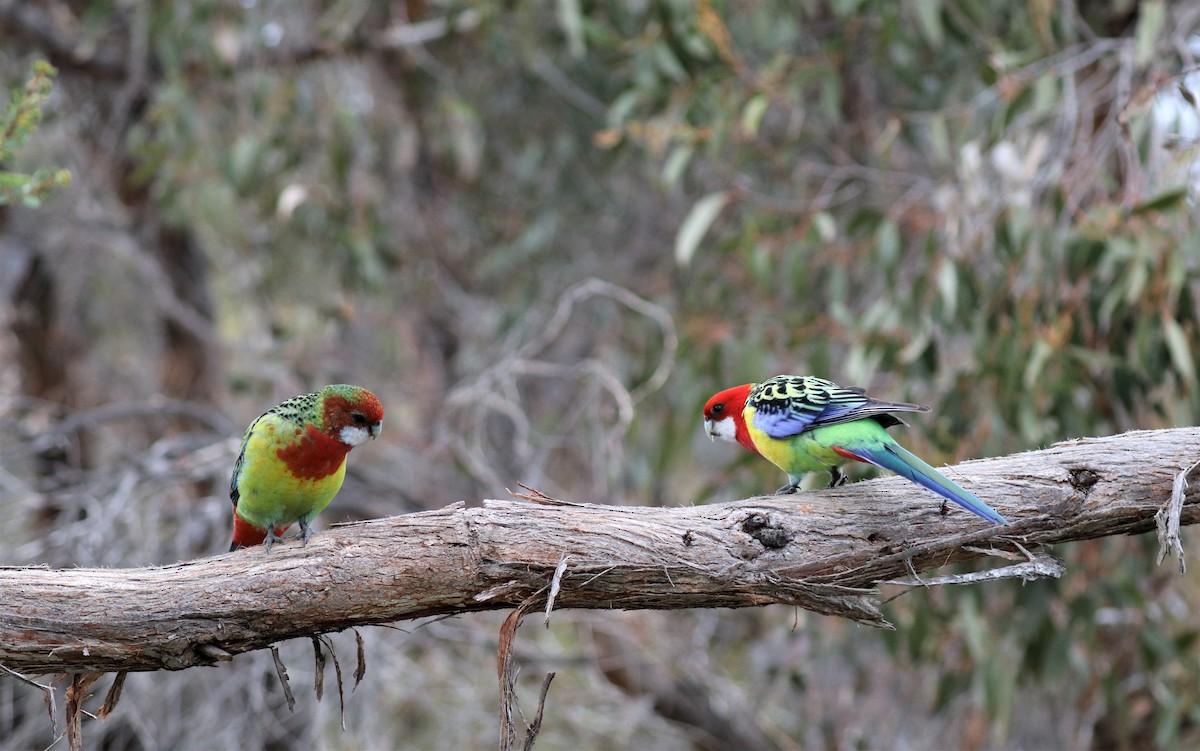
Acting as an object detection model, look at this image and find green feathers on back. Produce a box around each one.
[747,375,928,440]
[263,391,321,427]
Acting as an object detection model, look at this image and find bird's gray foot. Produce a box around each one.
[774,482,801,495]
[299,518,313,545]
[828,466,848,488]
[264,526,285,552]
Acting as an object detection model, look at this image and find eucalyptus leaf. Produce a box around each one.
[674,190,731,266]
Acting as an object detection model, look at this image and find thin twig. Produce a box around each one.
[544,555,569,628]
[0,665,58,737]
[1157,459,1198,574]
[312,637,326,703]
[97,671,126,720]
[66,673,101,751]
[497,598,536,751]
[319,635,347,731]
[269,645,295,713]
[353,630,367,691]
[881,552,1066,603]
[521,673,557,751]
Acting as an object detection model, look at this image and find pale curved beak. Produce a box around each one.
[368,421,383,439]
[703,418,715,440]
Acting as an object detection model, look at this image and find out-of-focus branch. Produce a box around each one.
[1,428,1197,675]
[0,1,126,76]
[0,1,481,82]
[439,279,677,496]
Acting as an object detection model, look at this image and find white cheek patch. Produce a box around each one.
[339,425,373,446]
[707,417,738,442]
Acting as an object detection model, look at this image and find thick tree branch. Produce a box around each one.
[1,428,1197,675]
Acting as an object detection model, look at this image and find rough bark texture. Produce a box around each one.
[2,428,1198,675]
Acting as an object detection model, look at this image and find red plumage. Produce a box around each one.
[276,424,353,480]
[231,515,289,549]
[702,384,757,453]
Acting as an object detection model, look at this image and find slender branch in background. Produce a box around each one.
[0,398,233,460]
[440,279,677,495]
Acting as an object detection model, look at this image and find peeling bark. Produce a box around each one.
[1,428,1197,675]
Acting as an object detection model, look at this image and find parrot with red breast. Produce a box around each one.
[229,384,384,551]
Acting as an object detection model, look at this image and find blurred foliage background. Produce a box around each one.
[2,1,1199,749]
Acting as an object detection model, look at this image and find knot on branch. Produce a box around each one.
[1068,467,1100,494]
[740,513,791,550]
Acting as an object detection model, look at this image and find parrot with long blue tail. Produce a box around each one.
[702,374,1006,525]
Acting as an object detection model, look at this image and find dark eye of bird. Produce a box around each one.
[351,413,368,425]
[712,403,724,415]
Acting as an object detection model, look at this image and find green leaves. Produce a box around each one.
[0,60,71,207]
[1134,0,1167,68]
[1130,186,1190,216]
[913,0,944,49]
[1162,315,1197,387]
[674,189,730,266]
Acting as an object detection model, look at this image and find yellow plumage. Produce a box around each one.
[231,415,348,531]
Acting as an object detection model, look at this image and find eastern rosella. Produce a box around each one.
[702,374,1006,524]
[229,384,384,551]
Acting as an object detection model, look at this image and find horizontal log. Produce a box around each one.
[1,428,1197,674]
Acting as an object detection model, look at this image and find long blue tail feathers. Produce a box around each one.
[849,441,1007,525]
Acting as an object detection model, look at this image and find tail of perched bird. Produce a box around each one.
[833,439,1006,525]
[230,518,290,552]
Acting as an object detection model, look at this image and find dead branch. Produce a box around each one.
[1,428,1198,677]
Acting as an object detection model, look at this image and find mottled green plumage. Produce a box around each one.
[704,375,1007,524]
